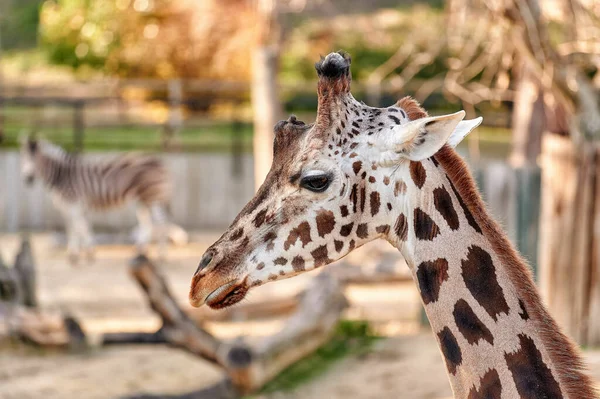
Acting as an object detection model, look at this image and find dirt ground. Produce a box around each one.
[1,233,600,399]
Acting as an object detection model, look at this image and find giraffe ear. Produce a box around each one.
[447,117,483,148]
[387,111,466,161]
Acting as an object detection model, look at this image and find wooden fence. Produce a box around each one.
[0,79,513,152]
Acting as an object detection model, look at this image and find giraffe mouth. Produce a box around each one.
[204,279,249,309]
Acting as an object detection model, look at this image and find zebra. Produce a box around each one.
[19,136,188,264]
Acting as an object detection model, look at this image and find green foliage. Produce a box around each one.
[38,0,254,79]
[280,4,446,84]
[0,0,42,49]
[253,320,380,395]
[40,0,121,70]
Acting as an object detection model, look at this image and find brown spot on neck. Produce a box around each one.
[414,208,440,241]
[416,258,449,304]
[461,245,509,321]
[468,368,502,399]
[433,186,460,230]
[505,334,563,398]
[409,161,427,189]
[438,326,462,375]
[394,213,408,241]
[453,299,494,345]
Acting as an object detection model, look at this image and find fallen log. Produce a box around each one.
[102,256,348,395]
[125,378,238,399]
[220,272,348,394]
[126,255,223,366]
[0,303,86,349]
[102,330,167,345]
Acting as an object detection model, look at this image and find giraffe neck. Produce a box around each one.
[392,146,595,399]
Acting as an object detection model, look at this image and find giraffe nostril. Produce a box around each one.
[195,252,214,275]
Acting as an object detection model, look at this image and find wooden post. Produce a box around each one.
[0,252,18,303]
[231,105,243,177]
[539,134,600,344]
[515,166,541,279]
[14,237,37,308]
[251,0,282,190]
[164,79,183,149]
[73,101,85,152]
[0,15,4,144]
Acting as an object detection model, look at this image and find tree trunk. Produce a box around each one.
[0,15,4,143]
[509,62,545,167]
[539,134,600,345]
[251,0,282,189]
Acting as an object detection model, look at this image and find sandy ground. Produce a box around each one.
[1,233,600,399]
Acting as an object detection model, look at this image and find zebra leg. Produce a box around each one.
[135,205,153,255]
[65,218,80,266]
[150,203,169,260]
[64,208,85,266]
[55,199,82,266]
[74,215,95,264]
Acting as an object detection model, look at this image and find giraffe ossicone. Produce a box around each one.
[189,51,596,399]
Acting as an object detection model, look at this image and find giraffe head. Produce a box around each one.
[189,51,481,309]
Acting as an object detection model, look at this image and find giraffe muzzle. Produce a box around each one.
[189,273,249,309]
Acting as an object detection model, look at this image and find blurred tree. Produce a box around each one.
[447,0,600,345]
[40,0,254,80]
[252,0,283,188]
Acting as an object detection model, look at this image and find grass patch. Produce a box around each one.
[250,320,381,396]
[0,104,510,153]
[0,117,253,153]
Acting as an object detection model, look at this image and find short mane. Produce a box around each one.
[435,145,597,399]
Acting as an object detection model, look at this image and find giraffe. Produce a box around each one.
[189,51,597,398]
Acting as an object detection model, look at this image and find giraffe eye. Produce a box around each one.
[300,174,331,193]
